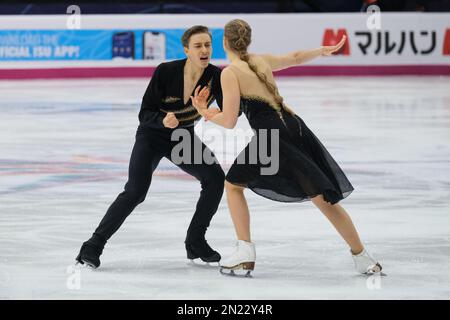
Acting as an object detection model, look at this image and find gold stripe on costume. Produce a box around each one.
[240,94,296,125]
[240,94,282,111]
[204,79,214,105]
[207,94,214,106]
[160,105,197,115]
[178,113,202,122]
[162,96,181,103]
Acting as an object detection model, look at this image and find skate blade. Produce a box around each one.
[75,260,97,270]
[188,259,219,268]
[365,263,386,276]
[219,262,255,278]
[366,271,387,277]
[219,267,253,278]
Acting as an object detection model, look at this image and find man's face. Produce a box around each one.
[184,33,212,68]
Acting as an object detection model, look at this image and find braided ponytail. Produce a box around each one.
[225,19,295,116]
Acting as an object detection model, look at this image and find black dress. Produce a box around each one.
[225,95,354,205]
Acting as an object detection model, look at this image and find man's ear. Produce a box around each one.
[183,46,189,56]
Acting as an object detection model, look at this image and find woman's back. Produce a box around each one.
[228,54,282,110]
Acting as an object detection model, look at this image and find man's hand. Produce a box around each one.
[321,35,347,56]
[163,112,179,128]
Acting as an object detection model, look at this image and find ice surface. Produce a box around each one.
[0,76,449,299]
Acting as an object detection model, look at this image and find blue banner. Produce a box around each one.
[0,29,225,61]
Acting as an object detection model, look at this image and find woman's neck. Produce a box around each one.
[227,50,241,63]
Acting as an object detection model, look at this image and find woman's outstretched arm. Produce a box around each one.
[261,36,347,71]
[191,67,240,129]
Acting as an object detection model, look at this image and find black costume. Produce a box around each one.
[77,59,225,267]
[226,96,354,204]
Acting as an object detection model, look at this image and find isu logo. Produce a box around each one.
[322,29,350,55]
[444,29,450,55]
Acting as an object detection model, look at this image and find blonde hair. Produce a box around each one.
[224,19,294,115]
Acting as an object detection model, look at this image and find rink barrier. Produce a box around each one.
[0,13,449,78]
[1,65,449,79]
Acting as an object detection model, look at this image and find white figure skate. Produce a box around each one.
[351,248,385,276]
[219,240,256,277]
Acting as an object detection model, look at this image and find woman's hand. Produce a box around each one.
[321,35,347,56]
[203,108,220,121]
[190,85,210,116]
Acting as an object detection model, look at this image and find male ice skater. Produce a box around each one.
[75,25,224,268]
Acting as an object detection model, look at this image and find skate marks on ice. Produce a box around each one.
[0,77,450,299]
[1,206,450,299]
[219,266,254,278]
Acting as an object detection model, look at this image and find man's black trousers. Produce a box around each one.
[92,126,225,246]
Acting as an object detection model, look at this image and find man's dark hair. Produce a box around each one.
[181,25,212,48]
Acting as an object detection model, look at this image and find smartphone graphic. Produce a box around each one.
[112,31,135,60]
[143,31,166,60]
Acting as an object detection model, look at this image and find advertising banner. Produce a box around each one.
[0,13,448,78]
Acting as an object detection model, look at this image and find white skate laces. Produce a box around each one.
[351,248,383,275]
[219,240,256,277]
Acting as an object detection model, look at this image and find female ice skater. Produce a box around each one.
[76,26,225,269]
[191,19,383,277]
